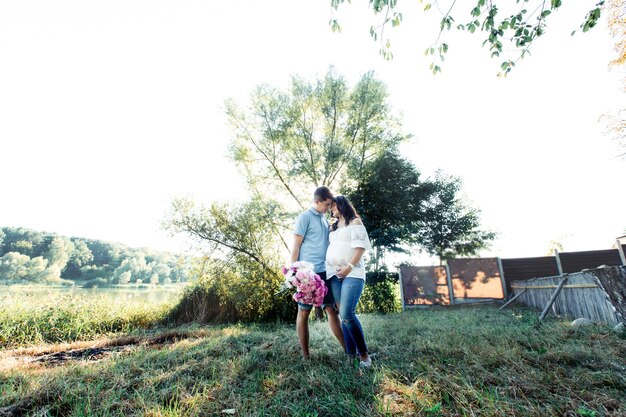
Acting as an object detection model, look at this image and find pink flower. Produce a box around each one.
[280,262,328,307]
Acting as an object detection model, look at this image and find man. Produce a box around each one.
[291,186,345,359]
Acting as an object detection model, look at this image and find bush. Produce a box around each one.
[82,278,110,288]
[357,272,401,314]
[167,260,297,324]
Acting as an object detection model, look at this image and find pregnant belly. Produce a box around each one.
[326,244,354,269]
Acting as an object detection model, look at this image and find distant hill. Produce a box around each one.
[0,227,190,286]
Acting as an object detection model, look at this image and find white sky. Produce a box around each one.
[1,1,624,264]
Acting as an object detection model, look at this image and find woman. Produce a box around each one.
[326,195,372,367]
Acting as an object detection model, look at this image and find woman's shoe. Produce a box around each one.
[359,357,372,368]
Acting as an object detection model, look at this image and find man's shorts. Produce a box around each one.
[297,271,336,310]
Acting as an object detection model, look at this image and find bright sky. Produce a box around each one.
[1,1,624,264]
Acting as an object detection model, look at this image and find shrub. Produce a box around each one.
[82,278,110,288]
[167,259,297,324]
[357,272,401,314]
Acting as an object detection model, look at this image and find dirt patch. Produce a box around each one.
[0,330,199,371]
[32,345,133,366]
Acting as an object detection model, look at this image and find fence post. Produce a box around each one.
[398,268,406,311]
[496,257,508,300]
[499,288,527,310]
[539,275,569,321]
[554,249,564,275]
[445,264,455,306]
[616,237,626,266]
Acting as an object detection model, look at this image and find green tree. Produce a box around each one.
[45,236,74,273]
[112,253,149,284]
[150,262,172,284]
[347,150,438,271]
[118,270,131,285]
[0,252,31,282]
[26,256,53,283]
[0,252,55,283]
[11,240,34,257]
[64,239,94,279]
[226,68,409,209]
[418,173,497,263]
[330,0,608,75]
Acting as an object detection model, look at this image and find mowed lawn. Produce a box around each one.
[1,303,625,417]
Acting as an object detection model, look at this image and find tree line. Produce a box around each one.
[0,227,190,286]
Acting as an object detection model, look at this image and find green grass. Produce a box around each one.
[1,306,624,416]
[0,287,178,348]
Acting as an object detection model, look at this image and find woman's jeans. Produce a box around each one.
[329,276,368,356]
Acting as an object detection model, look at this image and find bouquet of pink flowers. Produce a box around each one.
[280,261,328,307]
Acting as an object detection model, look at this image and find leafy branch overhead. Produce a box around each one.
[330,0,608,76]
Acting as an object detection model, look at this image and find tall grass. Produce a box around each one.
[1,306,624,416]
[0,287,178,348]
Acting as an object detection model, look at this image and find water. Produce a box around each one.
[1,283,189,304]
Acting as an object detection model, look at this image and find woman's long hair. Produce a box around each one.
[331,195,359,231]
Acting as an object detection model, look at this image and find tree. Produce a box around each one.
[0,252,31,282]
[0,252,54,283]
[166,197,283,277]
[11,240,34,257]
[222,69,411,319]
[347,150,438,271]
[118,270,131,285]
[112,253,150,284]
[149,262,172,284]
[329,0,609,75]
[64,239,94,279]
[45,236,74,273]
[602,0,625,156]
[226,67,409,210]
[417,173,496,263]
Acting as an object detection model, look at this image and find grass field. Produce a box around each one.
[1,301,624,417]
[0,286,182,348]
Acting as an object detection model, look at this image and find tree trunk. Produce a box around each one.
[314,306,324,320]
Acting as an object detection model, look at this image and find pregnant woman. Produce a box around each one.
[326,195,373,368]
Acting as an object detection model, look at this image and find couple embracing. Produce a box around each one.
[290,186,372,368]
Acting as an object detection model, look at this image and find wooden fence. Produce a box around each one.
[398,239,626,314]
[509,266,625,325]
[399,258,506,307]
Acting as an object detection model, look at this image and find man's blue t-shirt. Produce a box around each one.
[294,207,330,273]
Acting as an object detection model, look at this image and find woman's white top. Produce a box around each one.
[325,223,372,280]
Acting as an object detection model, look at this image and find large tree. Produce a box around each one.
[347,150,438,271]
[330,0,610,75]
[348,151,495,269]
[418,172,497,263]
[226,67,409,210]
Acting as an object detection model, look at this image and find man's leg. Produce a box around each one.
[296,307,312,359]
[325,305,345,351]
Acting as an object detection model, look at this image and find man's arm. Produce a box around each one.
[291,234,304,264]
